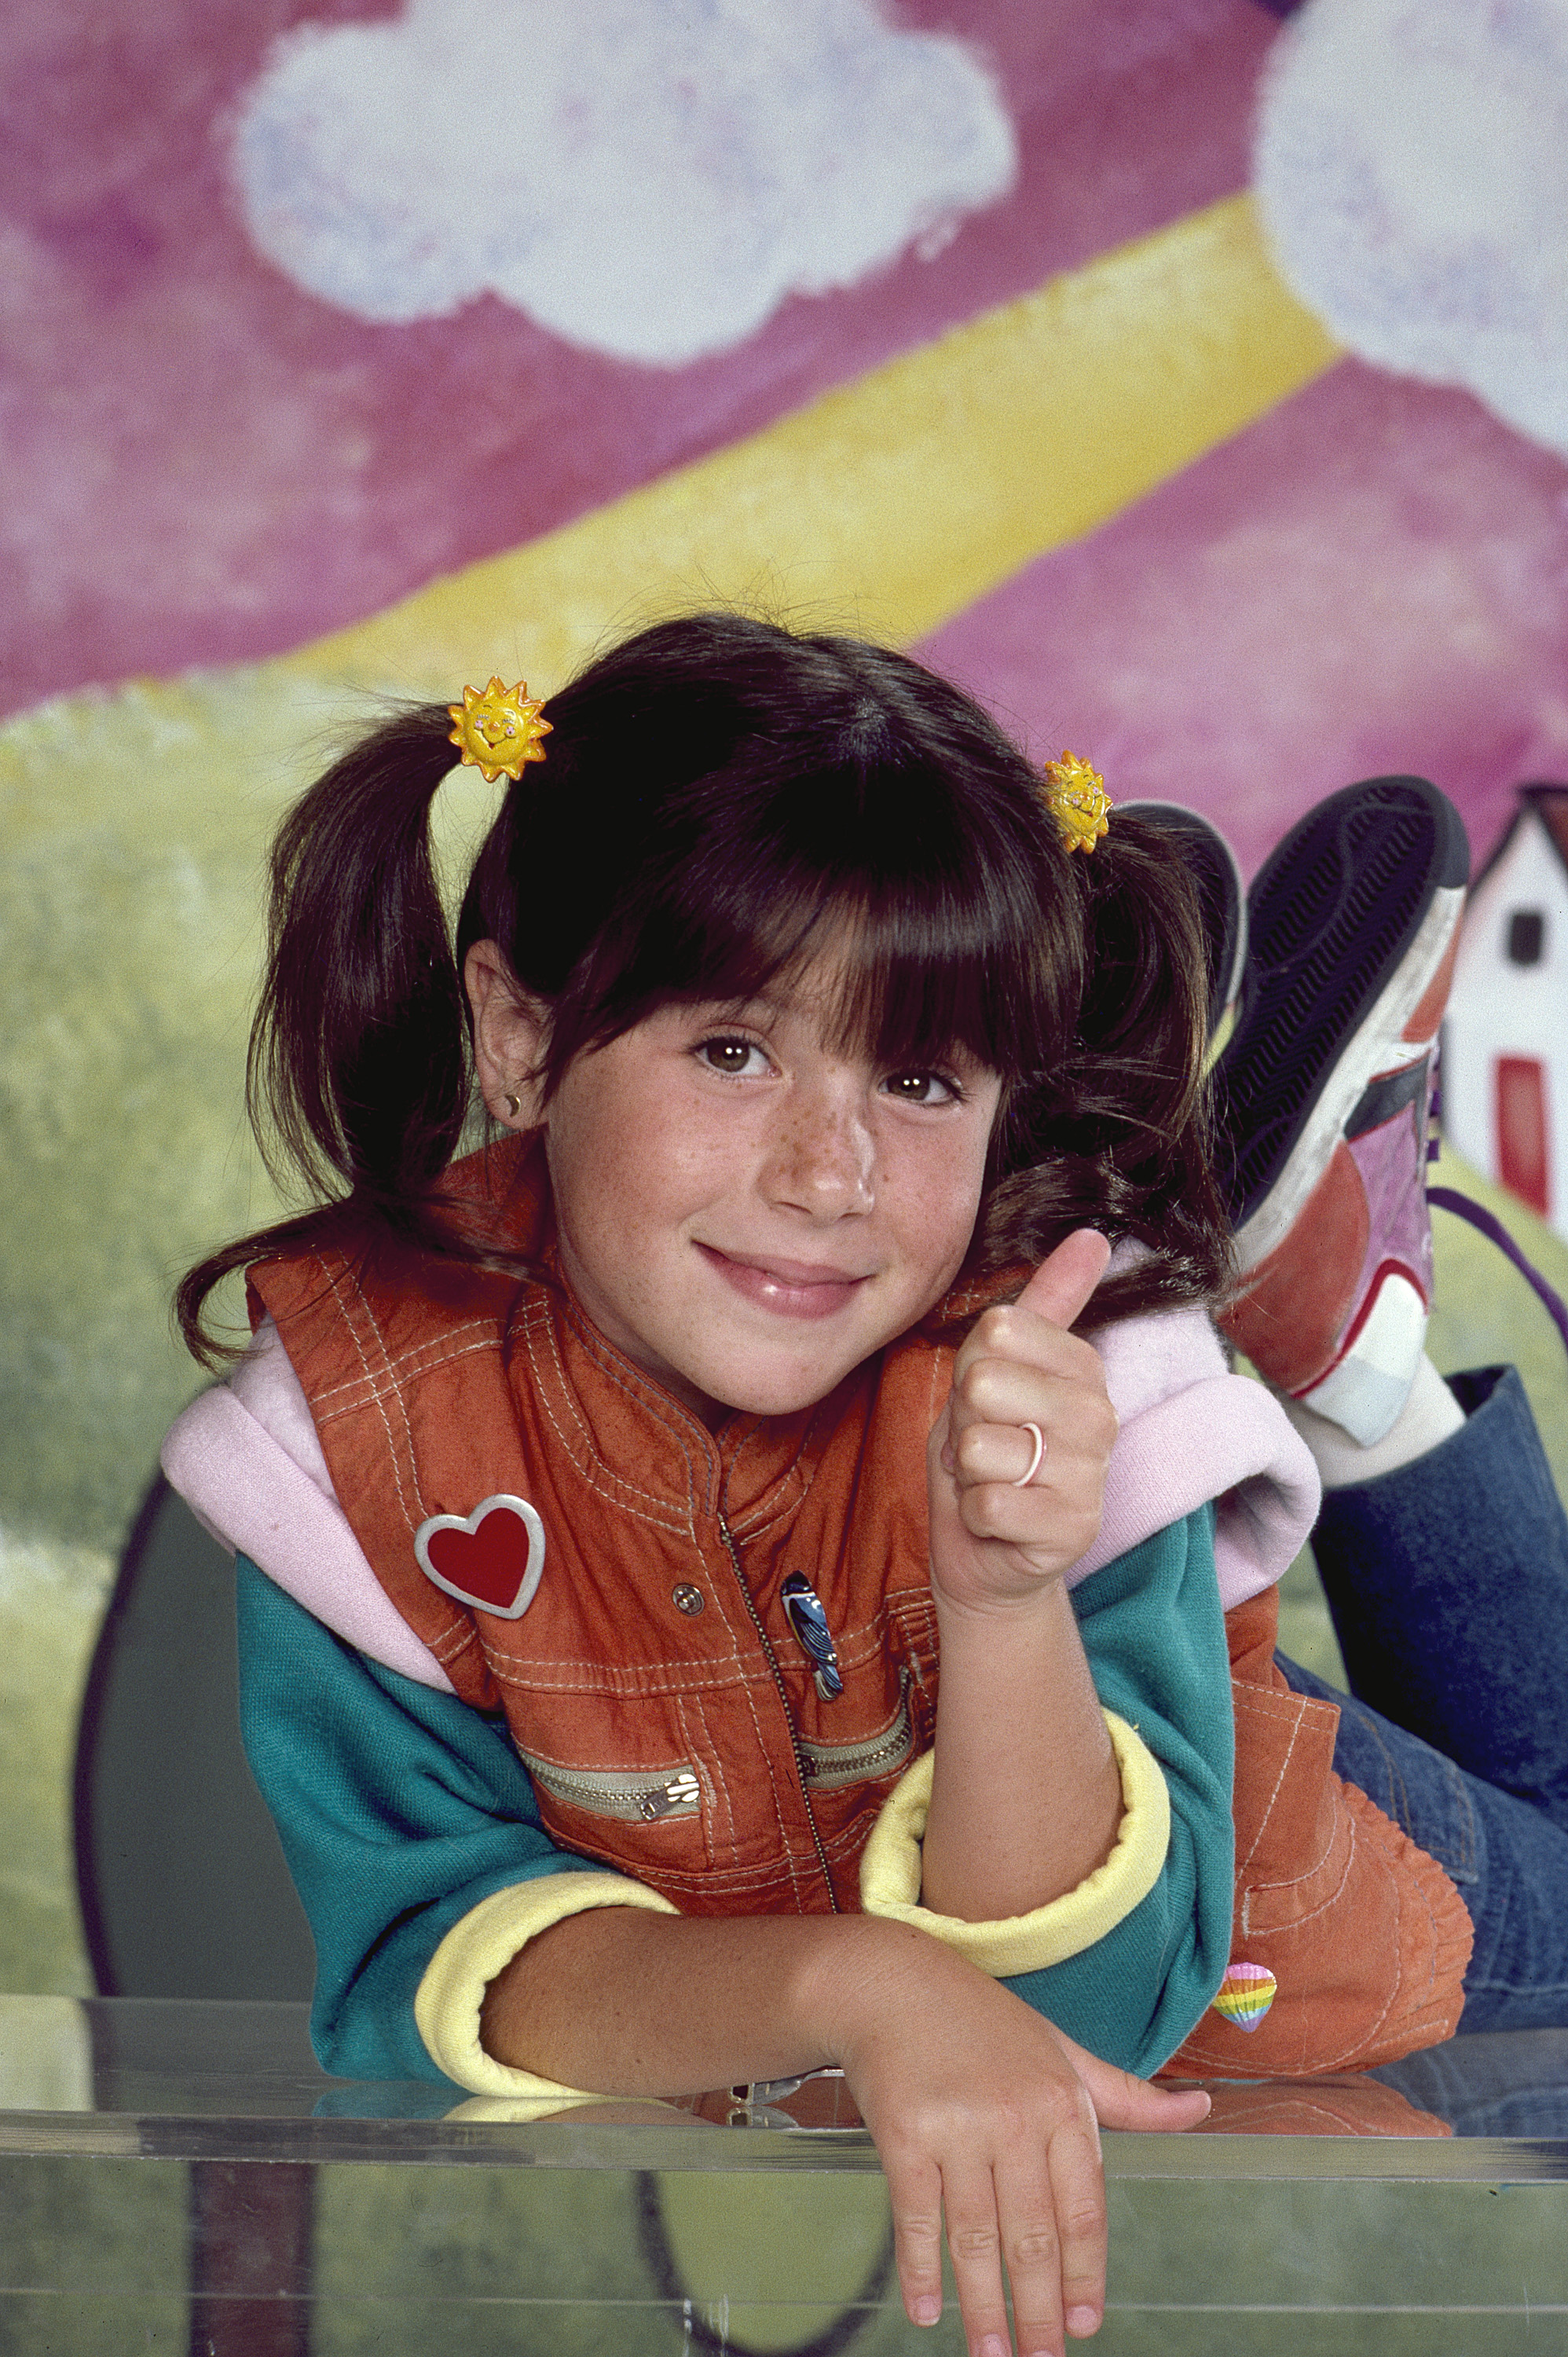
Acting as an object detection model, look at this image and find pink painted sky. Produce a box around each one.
[1,0,1275,713]
[921,361,1568,878]
[5,0,1566,873]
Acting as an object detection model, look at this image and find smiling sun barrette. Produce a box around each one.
[1042,750,1112,854]
[447,678,552,783]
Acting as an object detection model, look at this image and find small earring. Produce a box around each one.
[503,1093,522,1119]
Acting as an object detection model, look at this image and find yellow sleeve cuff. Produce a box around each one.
[858,1710,1171,1977]
[413,1870,679,2099]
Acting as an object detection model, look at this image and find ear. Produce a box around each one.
[465,940,549,1129]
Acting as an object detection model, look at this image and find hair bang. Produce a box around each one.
[787,889,1053,1085]
[636,755,1076,1086]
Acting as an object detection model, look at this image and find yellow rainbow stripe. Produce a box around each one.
[283,192,1339,695]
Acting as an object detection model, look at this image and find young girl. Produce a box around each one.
[160,614,1550,2356]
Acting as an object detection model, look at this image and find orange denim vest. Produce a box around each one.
[250,1144,947,1917]
[251,1139,1471,2069]
[1163,1585,1471,2077]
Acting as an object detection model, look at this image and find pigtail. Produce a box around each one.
[251,705,470,1204]
[177,706,478,1362]
[973,815,1234,1322]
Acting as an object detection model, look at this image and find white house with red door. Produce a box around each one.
[1443,785,1568,1239]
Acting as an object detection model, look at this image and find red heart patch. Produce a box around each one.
[414,1495,546,1620]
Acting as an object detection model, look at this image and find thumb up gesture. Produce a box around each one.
[926,1230,1118,1616]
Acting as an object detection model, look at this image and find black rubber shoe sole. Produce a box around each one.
[1217,776,1471,1230]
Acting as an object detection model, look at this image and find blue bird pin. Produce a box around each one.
[781,1574,844,1700]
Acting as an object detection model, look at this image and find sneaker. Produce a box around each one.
[1216,777,1470,1445]
[1121,801,1248,1060]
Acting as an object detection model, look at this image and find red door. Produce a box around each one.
[1496,1056,1551,1218]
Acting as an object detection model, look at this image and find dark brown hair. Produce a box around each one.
[178,613,1229,1362]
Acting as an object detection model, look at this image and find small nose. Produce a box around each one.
[762,1087,875,1219]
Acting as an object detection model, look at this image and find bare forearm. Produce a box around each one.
[480,1904,921,2094]
[477,1895,1211,2357]
[921,1578,1122,1921]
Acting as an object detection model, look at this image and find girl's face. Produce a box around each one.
[471,944,1003,1427]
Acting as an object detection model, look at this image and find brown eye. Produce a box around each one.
[698,1036,765,1076]
[883,1070,959,1105]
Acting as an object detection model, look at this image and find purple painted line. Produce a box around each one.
[1428,1185,1568,1360]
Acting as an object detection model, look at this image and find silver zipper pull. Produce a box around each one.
[638,1771,701,1820]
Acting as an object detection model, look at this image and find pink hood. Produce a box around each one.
[163,1300,1318,1695]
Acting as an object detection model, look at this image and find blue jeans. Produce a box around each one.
[1277,1365,1568,2039]
[1367,2025,1568,2136]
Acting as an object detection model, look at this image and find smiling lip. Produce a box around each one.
[695,1244,871,1321]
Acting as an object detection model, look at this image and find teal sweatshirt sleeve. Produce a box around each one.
[999,1504,1234,2076]
[239,1504,1233,2089]
[234,1552,606,2086]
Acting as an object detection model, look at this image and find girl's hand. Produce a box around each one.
[487,1910,1211,2357]
[831,1926,1210,2355]
[929,1231,1117,1617]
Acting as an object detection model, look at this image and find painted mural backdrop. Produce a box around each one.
[3,0,1567,1995]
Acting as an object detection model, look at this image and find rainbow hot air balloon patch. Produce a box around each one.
[1211,1962,1277,2032]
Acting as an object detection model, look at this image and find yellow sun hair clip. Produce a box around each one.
[1042,750,1112,854]
[447,678,552,783]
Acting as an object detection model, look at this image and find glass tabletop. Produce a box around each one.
[3,1996,1567,2176]
[4,2000,1568,2355]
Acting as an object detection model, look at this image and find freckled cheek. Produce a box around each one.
[574,1120,745,1288]
[558,1138,636,1247]
[888,1146,987,1288]
[661,1104,764,1203]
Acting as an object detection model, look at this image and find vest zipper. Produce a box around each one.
[516,1751,702,1824]
[798,1677,914,1791]
[716,1514,839,1911]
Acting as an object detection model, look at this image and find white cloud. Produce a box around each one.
[1255,0,1568,457]
[229,0,1017,365]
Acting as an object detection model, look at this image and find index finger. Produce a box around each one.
[1014,1230,1112,1333]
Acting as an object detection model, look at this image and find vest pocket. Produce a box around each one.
[515,1748,702,1825]
[798,1681,914,1792]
